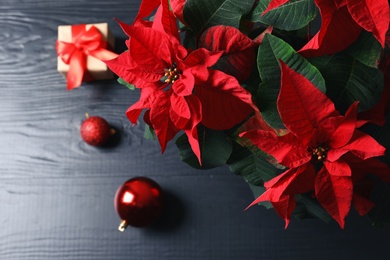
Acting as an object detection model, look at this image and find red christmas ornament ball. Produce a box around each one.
[114,177,163,231]
[80,116,112,146]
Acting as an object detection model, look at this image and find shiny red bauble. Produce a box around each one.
[114,177,163,231]
[80,116,113,146]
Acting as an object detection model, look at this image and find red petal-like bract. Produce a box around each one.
[195,70,254,130]
[352,193,375,216]
[126,87,158,124]
[327,101,358,149]
[152,0,180,40]
[127,24,179,72]
[315,167,353,229]
[104,51,155,87]
[170,0,187,25]
[272,195,296,229]
[182,95,202,165]
[262,0,290,15]
[170,93,192,120]
[346,0,389,47]
[199,26,257,82]
[278,61,338,139]
[340,130,386,160]
[324,160,351,177]
[149,91,180,154]
[246,190,295,228]
[265,164,316,196]
[299,2,362,57]
[241,129,311,168]
[135,0,161,21]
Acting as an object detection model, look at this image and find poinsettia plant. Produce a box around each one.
[105,0,390,228]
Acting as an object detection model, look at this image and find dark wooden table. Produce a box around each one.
[0,0,389,259]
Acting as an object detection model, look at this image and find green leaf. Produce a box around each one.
[347,31,382,68]
[257,80,284,129]
[252,0,318,31]
[144,124,156,140]
[248,184,273,209]
[117,77,135,90]
[175,127,233,169]
[309,54,383,114]
[227,142,284,186]
[295,194,332,223]
[257,33,326,128]
[183,28,197,50]
[183,0,254,34]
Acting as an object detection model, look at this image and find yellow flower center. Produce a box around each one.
[163,65,181,84]
[312,146,328,161]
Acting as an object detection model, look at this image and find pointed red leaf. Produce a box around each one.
[115,19,171,71]
[271,195,296,229]
[183,95,202,165]
[281,164,316,195]
[314,115,344,146]
[172,69,195,96]
[352,193,375,216]
[129,29,173,69]
[170,93,191,120]
[104,50,164,84]
[170,0,186,25]
[315,168,353,229]
[299,4,362,57]
[152,0,180,40]
[237,111,277,133]
[346,0,389,46]
[328,102,359,148]
[265,164,315,196]
[149,91,180,153]
[324,160,351,177]
[199,26,257,82]
[278,62,338,139]
[341,130,386,160]
[169,94,202,164]
[117,20,188,72]
[104,51,141,85]
[246,189,296,229]
[185,48,223,82]
[195,70,255,130]
[185,48,223,68]
[135,0,161,21]
[126,87,158,124]
[262,0,290,15]
[240,130,311,168]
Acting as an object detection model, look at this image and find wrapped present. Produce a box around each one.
[56,23,118,90]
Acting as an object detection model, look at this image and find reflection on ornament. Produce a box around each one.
[114,177,163,231]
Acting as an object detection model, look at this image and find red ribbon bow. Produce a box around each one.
[56,24,118,90]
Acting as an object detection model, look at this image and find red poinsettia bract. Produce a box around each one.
[105,20,254,164]
[199,25,272,82]
[263,0,389,56]
[240,62,389,228]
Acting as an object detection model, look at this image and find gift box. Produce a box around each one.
[56,23,117,90]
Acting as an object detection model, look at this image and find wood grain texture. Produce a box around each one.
[0,0,389,259]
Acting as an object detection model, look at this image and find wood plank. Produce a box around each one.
[0,0,389,259]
